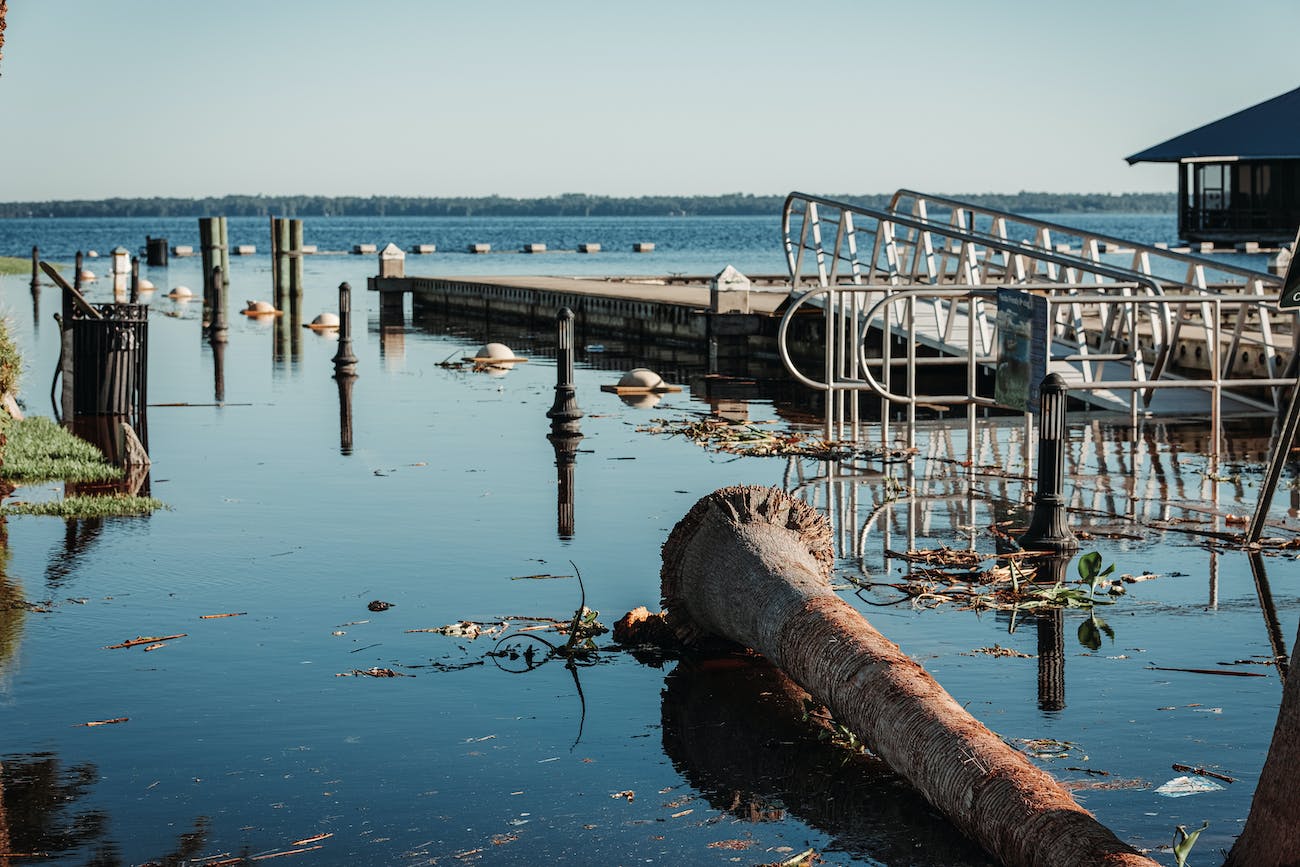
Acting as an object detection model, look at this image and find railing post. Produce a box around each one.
[1019,373,1078,552]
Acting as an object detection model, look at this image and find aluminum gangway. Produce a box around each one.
[776,191,1295,455]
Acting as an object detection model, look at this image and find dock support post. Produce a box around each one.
[217,216,230,290]
[209,266,228,344]
[332,282,358,377]
[289,219,304,300]
[130,255,140,304]
[270,216,282,303]
[30,245,39,290]
[1019,373,1078,553]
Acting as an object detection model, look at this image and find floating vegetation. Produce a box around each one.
[848,546,1128,613]
[2,494,165,518]
[638,415,902,460]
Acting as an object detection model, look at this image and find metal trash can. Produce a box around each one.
[145,235,168,267]
[71,303,149,418]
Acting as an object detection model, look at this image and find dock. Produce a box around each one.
[368,273,794,345]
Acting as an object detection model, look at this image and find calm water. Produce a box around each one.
[0,215,1295,865]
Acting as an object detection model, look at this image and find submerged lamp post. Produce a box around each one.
[1019,373,1078,553]
[332,282,358,377]
[546,307,583,434]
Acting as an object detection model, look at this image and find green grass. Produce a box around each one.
[0,256,35,276]
[0,416,123,483]
[0,315,18,398]
[1,494,165,518]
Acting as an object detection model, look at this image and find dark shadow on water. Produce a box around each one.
[661,658,995,866]
[0,753,211,866]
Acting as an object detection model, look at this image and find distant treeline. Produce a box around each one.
[0,191,1176,219]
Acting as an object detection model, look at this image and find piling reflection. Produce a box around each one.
[661,659,995,866]
[336,372,356,457]
[211,339,225,405]
[548,432,580,540]
[1036,607,1066,712]
[1248,552,1290,682]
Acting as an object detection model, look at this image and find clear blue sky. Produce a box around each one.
[3,0,1295,201]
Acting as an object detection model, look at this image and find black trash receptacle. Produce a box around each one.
[145,236,168,267]
[71,303,149,418]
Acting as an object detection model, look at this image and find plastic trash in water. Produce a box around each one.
[1155,776,1224,798]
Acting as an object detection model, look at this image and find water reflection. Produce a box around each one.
[0,530,24,678]
[0,754,211,865]
[548,432,581,540]
[211,339,225,404]
[1036,607,1066,712]
[661,659,995,866]
[66,416,151,499]
[1249,552,1291,681]
[0,754,111,861]
[336,372,356,456]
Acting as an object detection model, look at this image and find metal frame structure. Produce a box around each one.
[777,191,1294,457]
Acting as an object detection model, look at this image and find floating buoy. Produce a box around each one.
[306,312,340,330]
[168,285,193,300]
[463,342,529,367]
[87,250,99,258]
[79,269,96,282]
[601,367,683,396]
[137,278,155,291]
[619,392,663,409]
[242,299,280,317]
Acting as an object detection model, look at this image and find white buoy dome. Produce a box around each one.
[138,278,155,291]
[310,312,341,329]
[168,285,193,299]
[79,269,96,282]
[475,342,515,360]
[244,300,276,314]
[617,368,666,390]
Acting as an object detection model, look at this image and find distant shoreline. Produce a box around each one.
[0,192,1176,219]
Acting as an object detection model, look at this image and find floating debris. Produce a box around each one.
[638,415,892,460]
[367,600,394,612]
[104,633,187,650]
[75,717,129,727]
[336,668,411,678]
[1155,775,1224,797]
[967,645,1033,658]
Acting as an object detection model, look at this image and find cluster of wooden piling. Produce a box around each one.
[270,217,305,313]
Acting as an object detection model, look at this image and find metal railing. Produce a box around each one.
[778,192,1296,456]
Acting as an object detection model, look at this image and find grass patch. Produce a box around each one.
[1,494,165,518]
[0,416,123,483]
[0,256,35,276]
[0,314,19,398]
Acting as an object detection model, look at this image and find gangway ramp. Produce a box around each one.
[777,192,1292,450]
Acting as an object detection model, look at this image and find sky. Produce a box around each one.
[2,0,1297,201]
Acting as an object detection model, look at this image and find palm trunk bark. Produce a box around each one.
[1223,594,1300,865]
[661,485,1156,867]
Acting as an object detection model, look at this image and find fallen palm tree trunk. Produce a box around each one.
[660,485,1156,867]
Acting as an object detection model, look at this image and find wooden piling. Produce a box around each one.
[209,265,228,344]
[289,219,304,300]
[269,216,282,301]
[661,486,1157,867]
[217,216,230,289]
[30,245,39,289]
[130,256,140,304]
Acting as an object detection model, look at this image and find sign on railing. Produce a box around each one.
[994,289,1049,412]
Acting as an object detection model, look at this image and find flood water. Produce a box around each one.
[0,216,1296,866]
